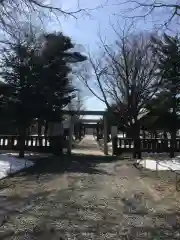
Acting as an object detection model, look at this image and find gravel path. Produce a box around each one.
[0,136,180,239]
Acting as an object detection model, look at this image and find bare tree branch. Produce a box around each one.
[0,0,108,39]
[100,28,159,128]
[78,51,111,108]
[117,0,180,28]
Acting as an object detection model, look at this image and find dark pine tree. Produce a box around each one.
[39,32,86,122]
[152,33,180,157]
[1,41,39,157]
[1,32,86,157]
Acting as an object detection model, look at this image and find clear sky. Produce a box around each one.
[46,0,172,119]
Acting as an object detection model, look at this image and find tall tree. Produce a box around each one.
[141,91,173,135]
[0,36,41,157]
[0,30,86,157]
[151,33,180,157]
[81,31,160,158]
[38,32,86,121]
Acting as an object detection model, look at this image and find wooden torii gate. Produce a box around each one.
[62,110,108,155]
[80,119,99,135]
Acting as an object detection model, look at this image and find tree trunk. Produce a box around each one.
[163,131,167,139]
[38,118,42,136]
[143,130,146,139]
[170,129,176,158]
[44,121,48,137]
[27,126,30,135]
[154,130,158,139]
[170,95,177,158]
[38,118,44,147]
[126,128,134,138]
[96,124,99,140]
[18,125,26,158]
[132,122,141,159]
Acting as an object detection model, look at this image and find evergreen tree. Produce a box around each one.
[36,32,86,124]
[152,33,180,157]
[1,31,86,157]
[1,40,40,157]
[39,33,75,121]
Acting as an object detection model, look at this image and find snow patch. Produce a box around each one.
[108,139,180,172]
[0,153,34,179]
[137,153,180,171]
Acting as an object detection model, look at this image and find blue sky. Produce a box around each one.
[46,0,173,119]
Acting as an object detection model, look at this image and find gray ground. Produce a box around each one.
[0,135,180,239]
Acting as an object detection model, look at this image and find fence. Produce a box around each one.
[112,137,180,155]
[0,135,68,153]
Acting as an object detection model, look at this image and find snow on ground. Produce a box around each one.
[0,151,53,160]
[0,153,35,180]
[137,153,180,171]
[109,136,180,171]
[138,159,180,171]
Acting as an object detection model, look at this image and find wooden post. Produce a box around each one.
[111,126,118,155]
[68,115,74,155]
[103,115,108,155]
[156,159,158,176]
[10,163,12,174]
[112,136,118,155]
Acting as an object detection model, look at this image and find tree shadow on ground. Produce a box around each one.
[73,144,101,150]
[17,153,120,177]
[0,187,180,239]
[134,163,179,195]
[121,192,180,239]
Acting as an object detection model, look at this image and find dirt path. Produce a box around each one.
[72,135,104,156]
[0,136,180,239]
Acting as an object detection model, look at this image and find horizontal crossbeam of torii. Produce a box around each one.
[61,110,105,116]
[80,119,99,123]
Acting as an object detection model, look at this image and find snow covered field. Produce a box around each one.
[0,152,35,180]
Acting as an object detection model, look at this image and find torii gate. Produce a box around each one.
[80,119,99,135]
[62,110,108,155]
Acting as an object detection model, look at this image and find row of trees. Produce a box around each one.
[0,0,178,160]
[0,29,86,157]
[81,29,180,158]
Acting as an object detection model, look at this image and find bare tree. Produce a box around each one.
[69,91,86,119]
[78,50,111,109]
[119,0,180,28]
[0,0,107,38]
[80,29,161,158]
